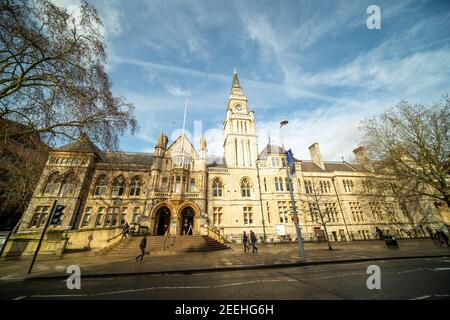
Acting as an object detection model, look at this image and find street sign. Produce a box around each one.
[285,149,296,177]
[285,149,295,165]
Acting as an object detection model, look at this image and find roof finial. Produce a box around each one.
[234,67,237,74]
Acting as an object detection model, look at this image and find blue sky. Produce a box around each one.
[54,0,450,161]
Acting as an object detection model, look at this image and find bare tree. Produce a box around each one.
[303,177,338,250]
[0,119,48,229]
[0,0,137,150]
[361,96,450,207]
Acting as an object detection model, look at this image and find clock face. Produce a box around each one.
[235,105,242,111]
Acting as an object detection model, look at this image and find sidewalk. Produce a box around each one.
[1,239,449,281]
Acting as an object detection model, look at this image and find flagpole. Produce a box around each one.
[181,99,188,168]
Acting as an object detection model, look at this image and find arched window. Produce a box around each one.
[112,176,125,196]
[129,177,141,196]
[94,175,108,196]
[275,177,280,192]
[212,178,223,197]
[59,173,75,196]
[43,172,60,195]
[285,177,291,192]
[241,178,251,197]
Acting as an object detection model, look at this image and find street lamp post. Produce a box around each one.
[280,120,306,263]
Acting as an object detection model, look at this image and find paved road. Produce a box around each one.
[1,257,449,300]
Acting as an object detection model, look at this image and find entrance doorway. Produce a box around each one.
[180,207,195,235]
[155,207,171,236]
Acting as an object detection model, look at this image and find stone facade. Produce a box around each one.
[3,71,447,256]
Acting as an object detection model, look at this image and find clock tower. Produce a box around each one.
[223,69,258,168]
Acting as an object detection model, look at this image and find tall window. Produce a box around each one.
[105,207,119,227]
[343,179,354,193]
[132,207,141,224]
[59,173,75,196]
[320,180,331,194]
[43,172,60,195]
[266,201,271,224]
[304,180,313,194]
[121,207,127,225]
[175,176,181,193]
[30,206,50,227]
[95,207,105,227]
[369,202,383,221]
[161,178,168,192]
[241,178,251,197]
[275,177,284,192]
[189,178,195,192]
[285,177,291,191]
[94,175,108,196]
[275,177,280,191]
[213,207,223,226]
[112,176,125,196]
[263,178,267,192]
[308,202,319,222]
[349,202,363,222]
[271,157,280,167]
[324,203,338,222]
[277,201,289,223]
[212,179,223,197]
[82,207,92,227]
[129,177,141,196]
[243,207,253,224]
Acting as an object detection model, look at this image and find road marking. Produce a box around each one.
[397,268,424,274]
[12,296,26,300]
[432,267,450,271]
[410,294,450,300]
[25,278,298,299]
[410,295,432,300]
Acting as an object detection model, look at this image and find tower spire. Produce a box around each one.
[231,68,243,95]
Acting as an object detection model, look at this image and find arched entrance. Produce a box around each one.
[180,207,195,235]
[154,207,171,236]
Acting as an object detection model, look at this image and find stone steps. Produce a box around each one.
[100,235,229,256]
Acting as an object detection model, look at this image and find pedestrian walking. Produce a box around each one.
[375,227,383,240]
[187,222,193,235]
[426,226,433,238]
[438,230,449,247]
[135,235,147,263]
[250,230,258,253]
[242,231,250,252]
[121,222,130,240]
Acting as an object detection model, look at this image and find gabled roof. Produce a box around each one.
[207,156,227,168]
[258,144,285,160]
[55,133,103,159]
[166,134,198,157]
[301,160,360,173]
[103,152,154,165]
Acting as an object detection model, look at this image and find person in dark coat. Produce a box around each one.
[135,236,147,263]
[242,231,250,252]
[121,222,130,240]
[375,227,384,240]
[438,230,449,247]
[250,230,258,253]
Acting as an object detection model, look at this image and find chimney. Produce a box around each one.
[353,146,369,165]
[309,142,325,170]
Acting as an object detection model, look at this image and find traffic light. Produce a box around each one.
[50,205,65,226]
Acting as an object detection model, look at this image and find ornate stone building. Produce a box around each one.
[3,71,447,256]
